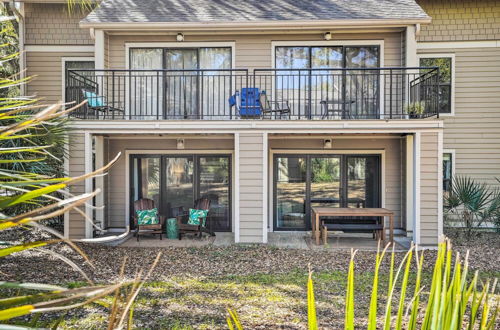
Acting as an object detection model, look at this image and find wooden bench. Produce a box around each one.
[321,222,384,245]
[311,207,394,245]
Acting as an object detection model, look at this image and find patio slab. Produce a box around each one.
[267,232,309,249]
[120,235,215,248]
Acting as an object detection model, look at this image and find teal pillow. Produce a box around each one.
[187,208,209,226]
[84,90,104,107]
[136,208,159,225]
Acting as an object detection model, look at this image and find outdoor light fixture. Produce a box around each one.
[177,138,185,149]
[176,33,184,42]
[324,32,332,40]
[324,139,333,149]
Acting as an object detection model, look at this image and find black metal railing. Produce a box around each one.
[66,67,440,120]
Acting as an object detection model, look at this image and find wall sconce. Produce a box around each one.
[323,32,332,41]
[324,139,332,149]
[177,138,185,149]
[176,32,184,42]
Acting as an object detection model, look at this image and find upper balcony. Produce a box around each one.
[66,67,441,121]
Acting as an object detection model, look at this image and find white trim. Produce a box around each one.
[271,40,385,117]
[405,135,414,237]
[416,53,455,116]
[95,30,105,69]
[80,19,432,30]
[25,45,95,52]
[124,149,235,232]
[437,131,444,242]
[69,119,444,131]
[234,133,240,243]
[84,132,93,239]
[269,148,386,232]
[63,135,70,239]
[125,42,236,72]
[413,132,421,245]
[262,132,268,243]
[443,149,456,181]
[417,40,500,50]
[61,57,95,103]
[94,136,105,232]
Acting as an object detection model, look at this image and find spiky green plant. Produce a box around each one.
[0,8,159,328]
[227,239,498,329]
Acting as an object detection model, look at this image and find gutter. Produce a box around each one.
[80,18,432,31]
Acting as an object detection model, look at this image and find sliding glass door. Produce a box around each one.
[131,154,231,231]
[130,47,231,119]
[274,154,381,230]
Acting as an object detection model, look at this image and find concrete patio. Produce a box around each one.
[113,232,411,251]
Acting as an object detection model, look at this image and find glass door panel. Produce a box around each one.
[129,49,163,119]
[165,49,198,119]
[131,156,161,228]
[310,47,343,118]
[346,156,380,209]
[199,156,231,231]
[345,46,380,119]
[310,156,341,208]
[275,156,307,230]
[165,157,194,217]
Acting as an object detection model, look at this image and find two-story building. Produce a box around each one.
[10,0,500,247]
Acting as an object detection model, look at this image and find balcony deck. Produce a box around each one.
[66,67,440,121]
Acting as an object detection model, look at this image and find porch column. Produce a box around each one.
[405,25,418,67]
[84,132,93,239]
[94,135,105,233]
[235,132,267,243]
[405,134,414,238]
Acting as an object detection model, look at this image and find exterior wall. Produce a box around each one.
[419,132,440,246]
[417,0,500,42]
[418,46,500,188]
[105,137,234,229]
[237,133,265,243]
[269,136,405,229]
[67,132,86,238]
[26,51,93,103]
[107,32,403,70]
[24,3,92,45]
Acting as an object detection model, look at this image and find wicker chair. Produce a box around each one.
[133,198,165,241]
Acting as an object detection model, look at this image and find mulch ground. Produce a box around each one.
[1,231,499,329]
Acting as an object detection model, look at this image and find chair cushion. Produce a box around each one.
[187,208,209,226]
[136,208,159,225]
[84,90,104,107]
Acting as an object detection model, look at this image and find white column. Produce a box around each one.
[437,130,444,241]
[262,132,268,244]
[94,135,105,232]
[234,133,240,243]
[84,132,93,239]
[413,132,421,245]
[94,30,105,69]
[405,25,418,67]
[405,135,414,238]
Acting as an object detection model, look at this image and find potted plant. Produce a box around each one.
[404,101,426,119]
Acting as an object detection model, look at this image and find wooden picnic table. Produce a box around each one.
[310,207,394,245]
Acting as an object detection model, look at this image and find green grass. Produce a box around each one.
[7,268,499,329]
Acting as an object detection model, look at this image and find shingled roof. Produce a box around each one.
[82,0,430,25]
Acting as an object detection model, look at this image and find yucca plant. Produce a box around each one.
[227,239,499,329]
[0,7,158,328]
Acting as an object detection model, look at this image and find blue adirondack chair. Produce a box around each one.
[229,88,262,117]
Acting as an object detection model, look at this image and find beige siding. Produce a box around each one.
[107,32,402,70]
[26,51,94,104]
[238,133,264,243]
[24,3,92,45]
[417,0,500,42]
[420,132,439,246]
[106,137,234,229]
[68,133,86,238]
[419,47,500,188]
[269,136,405,229]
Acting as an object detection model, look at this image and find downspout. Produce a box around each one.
[9,0,25,94]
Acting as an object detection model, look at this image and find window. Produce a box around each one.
[443,152,453,193]
[419,56,453,114]
[274,45,380,119]
[63,58,95,104]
